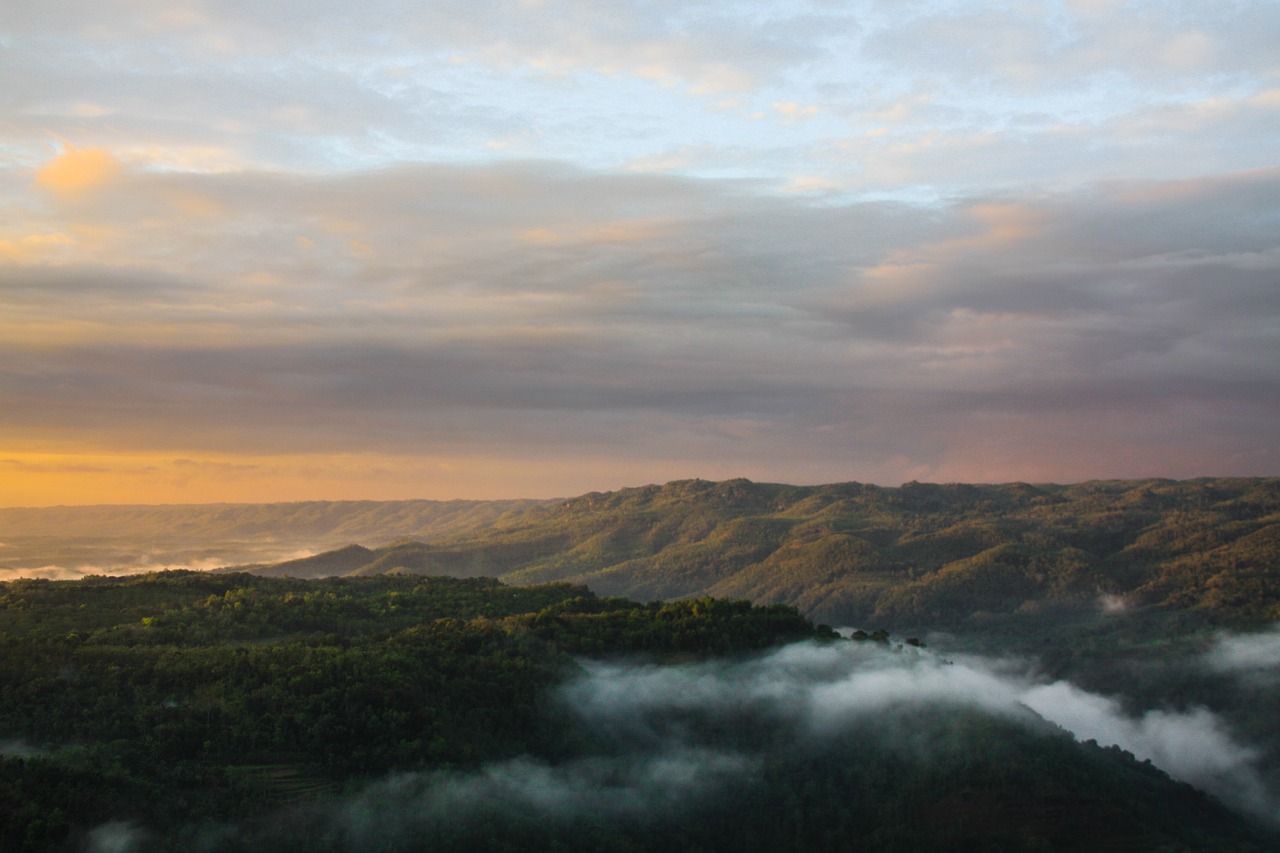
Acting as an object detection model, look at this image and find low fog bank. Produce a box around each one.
[0,548,317,582]
[0,739,41,758]
[564,641,1276,823]
[0,501,535,583]
[81,637,1280,852]
[1,560,228,583]
[1205,624,1280,681]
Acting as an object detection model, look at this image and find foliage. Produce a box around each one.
[0,572,834,850]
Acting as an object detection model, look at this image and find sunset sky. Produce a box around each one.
[2,0,1278,506]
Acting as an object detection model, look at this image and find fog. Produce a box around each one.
[1205,624,1280,680]
[1020,680,1271,817]
[77,638,1276,852]
[1,560,235,583]
[0,549,319,583]
[562,641,1275,822]
[0,739,41,758]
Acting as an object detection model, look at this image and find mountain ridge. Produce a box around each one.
[217,476,1280,630]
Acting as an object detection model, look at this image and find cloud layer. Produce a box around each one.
[2,1,1278,503]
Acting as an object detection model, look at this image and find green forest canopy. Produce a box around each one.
[2,571,1277,852]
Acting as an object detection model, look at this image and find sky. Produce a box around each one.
[1,0,1278,506]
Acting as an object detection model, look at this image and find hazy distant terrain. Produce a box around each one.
[7,477,1279,634]
[0,499,544,580]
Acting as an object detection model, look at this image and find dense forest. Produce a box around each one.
[0,573,819,850]
[1,571,1277,852]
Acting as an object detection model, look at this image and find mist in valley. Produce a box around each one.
[78,632,1280,852]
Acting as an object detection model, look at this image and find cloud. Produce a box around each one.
[0,739,42,758]
[0,458,114,474]
[1,0,1278,500]
[34,147,123,196]
[5,0,841,91]
[2,0,1274,193]
[338,749,752,834]
[861,1,1279,92]
[0,233,76,263]
[1,163,1277,494]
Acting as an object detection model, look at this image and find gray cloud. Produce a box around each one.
[3,0,1274,196]
[2,161,1277,484]
[862,1,1280,90]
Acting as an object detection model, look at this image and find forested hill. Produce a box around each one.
[230,477,1280,630]
[3,573,1274,851]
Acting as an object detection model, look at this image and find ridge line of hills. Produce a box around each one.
[207,476,1280,630]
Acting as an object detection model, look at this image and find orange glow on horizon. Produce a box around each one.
[0,451,705,507]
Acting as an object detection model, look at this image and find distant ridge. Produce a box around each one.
[0,498,546,576]
[236,543,377,578]
[221,477,1280,629]
[0,498,544,540]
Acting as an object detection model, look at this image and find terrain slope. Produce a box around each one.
[227,477,1280,630]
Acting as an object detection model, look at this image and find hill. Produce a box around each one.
[229,477,1280,630]
[1,571,1275,852]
